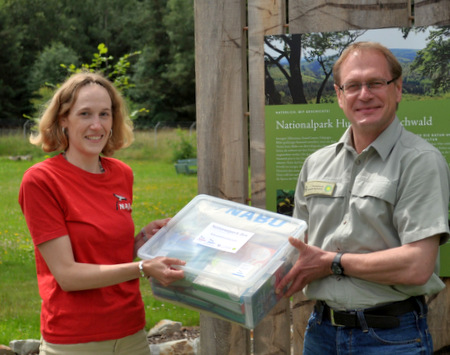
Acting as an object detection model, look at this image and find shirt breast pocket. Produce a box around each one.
[351,178,397,205]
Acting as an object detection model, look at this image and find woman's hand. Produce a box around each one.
[143,218,171,238]
[141,257,186,286]
[38,233,185,292]
[134,218,171,257]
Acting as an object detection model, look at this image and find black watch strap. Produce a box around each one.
[331,252,345,275]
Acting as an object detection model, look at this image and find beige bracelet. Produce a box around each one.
[138,260,147,278]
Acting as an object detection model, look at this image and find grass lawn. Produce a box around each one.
[0,129,200,345]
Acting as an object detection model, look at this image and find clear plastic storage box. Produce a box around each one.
[138,194,307,329]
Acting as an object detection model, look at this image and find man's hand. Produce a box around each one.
[275,235,441,298]
[275,237,334,298]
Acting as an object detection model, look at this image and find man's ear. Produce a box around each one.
[334,84,345,110]
[394,79,402,104]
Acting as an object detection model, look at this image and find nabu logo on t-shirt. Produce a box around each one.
[113,193,132,211]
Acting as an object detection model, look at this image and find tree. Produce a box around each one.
[0,7,33,126]
[29,42,80,93]
[0,0,196,127]
[410,26,449,95]
[264,31,366,105]
[302,31,366,103]
[162,0,196,119]
[131,0,195,126]
[130,0,172,125]
[265,34,307,104]
[0,0,82,126]
[265,64,282,105]
[58,0,148,61]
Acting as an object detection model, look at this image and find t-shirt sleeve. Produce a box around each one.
[19,167,68,246]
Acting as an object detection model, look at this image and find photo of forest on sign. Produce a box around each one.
[264,26,449,106]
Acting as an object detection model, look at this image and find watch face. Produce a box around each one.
[332,263,343,275]
[331,252,344,275]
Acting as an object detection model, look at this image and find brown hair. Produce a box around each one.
[333,41,403,86]
[30,71,134,156]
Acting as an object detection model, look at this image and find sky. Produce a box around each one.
[358,27,432,49]
[264,26,436,58]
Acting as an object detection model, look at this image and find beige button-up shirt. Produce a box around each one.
[294,117,450,310]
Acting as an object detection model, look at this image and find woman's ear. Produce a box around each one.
[59,116,68,129]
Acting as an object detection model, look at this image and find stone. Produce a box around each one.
[148,319,182,337]
[0,344,16,355]
[9,339,40,355]
[149,339,196,355]
[8,155,32,161]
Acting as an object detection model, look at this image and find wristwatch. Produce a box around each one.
[331,252,345,275]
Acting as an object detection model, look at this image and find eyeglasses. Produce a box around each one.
[338,77,399,95]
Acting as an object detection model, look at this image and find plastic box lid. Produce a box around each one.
[138,194,307,288]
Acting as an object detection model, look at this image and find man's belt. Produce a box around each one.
[319,296,423,329]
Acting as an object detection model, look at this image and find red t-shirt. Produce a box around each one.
[19,154,145,344]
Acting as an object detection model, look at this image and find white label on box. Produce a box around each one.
[194,222,254,253]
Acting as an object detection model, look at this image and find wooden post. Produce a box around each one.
[247,1,295,354]
[247,0,286,210]
[194,0,248,204]
[427,279,450,353]
[194,0,250,353]
[291,294,315,355]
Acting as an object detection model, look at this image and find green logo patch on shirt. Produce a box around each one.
[304,181,336,196]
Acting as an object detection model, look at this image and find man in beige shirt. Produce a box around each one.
[276,42,450,354]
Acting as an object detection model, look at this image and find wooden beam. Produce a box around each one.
[195,0,249,203]
[247,0,287,210]
[414,0,450,26]
[427,278,450,353]
[289,0,410,33]
[195,0,250,353]
[247,1,294,354]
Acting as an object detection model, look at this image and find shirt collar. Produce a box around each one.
[336,117,402,161]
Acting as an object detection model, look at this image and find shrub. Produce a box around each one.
[169,128,197,162]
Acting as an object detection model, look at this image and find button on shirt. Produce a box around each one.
[293,117,450,310]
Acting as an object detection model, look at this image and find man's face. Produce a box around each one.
[335,49,402,137]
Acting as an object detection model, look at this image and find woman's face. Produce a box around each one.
[61,83,113,163]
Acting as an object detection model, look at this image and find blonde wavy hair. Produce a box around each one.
[30,71,134,156]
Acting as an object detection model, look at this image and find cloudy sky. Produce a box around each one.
[358,27,431,49]
[264,26,436,59]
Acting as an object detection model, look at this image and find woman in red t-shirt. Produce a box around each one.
[19,71,185,355]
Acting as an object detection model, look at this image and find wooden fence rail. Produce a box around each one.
[194,0,450,353]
